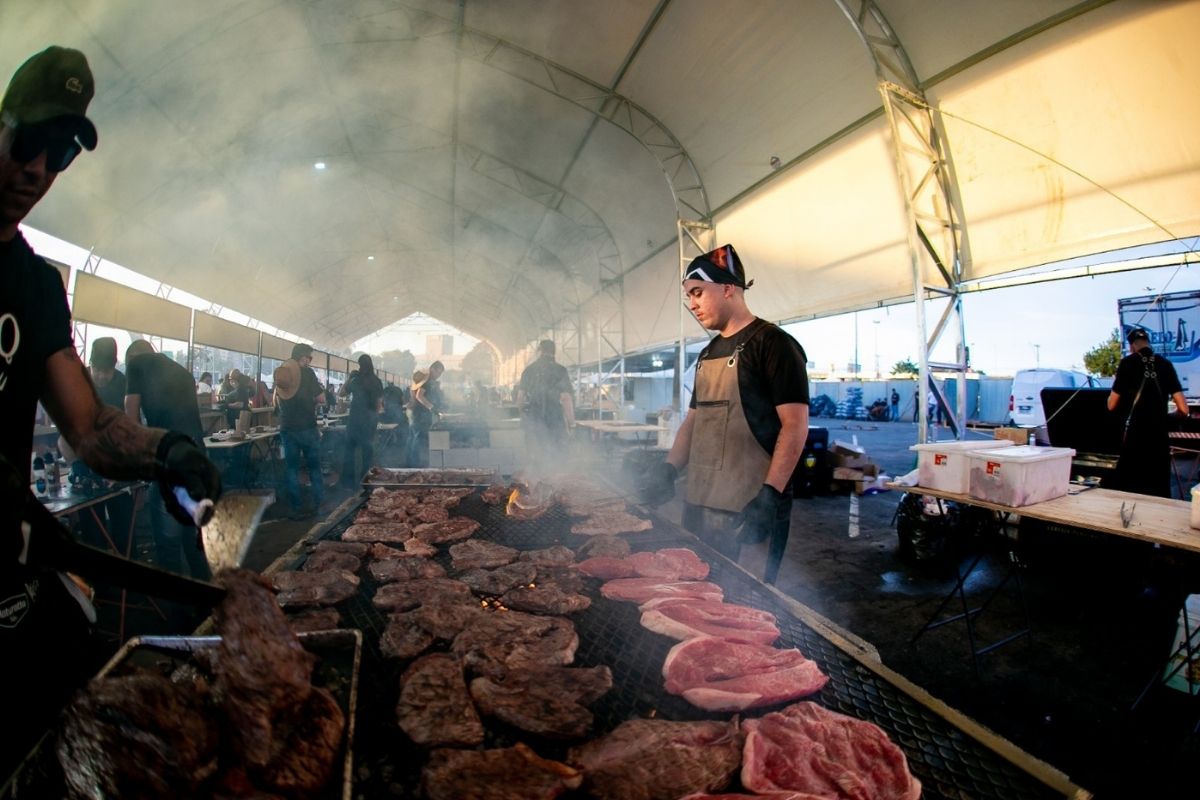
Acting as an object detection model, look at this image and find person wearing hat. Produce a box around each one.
[0,47,222,770]
[88,336,126,410]
[339,354,384,487]
[274,343,327,516]
[517,339,575,465]
[1107,327,1188,497]
[640,244,809,585]
[408,361,445,467]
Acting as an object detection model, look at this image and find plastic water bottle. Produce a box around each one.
[1028,430,1036,448]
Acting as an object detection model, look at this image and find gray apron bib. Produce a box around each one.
[686,321,772,512]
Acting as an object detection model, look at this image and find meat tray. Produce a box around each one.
[362,467,498,487]
[1,629,361,800]
[288,492,1091,800]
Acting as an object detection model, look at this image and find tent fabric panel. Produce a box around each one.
[71,272,192,341]
[329,356,350,374]
[193,311,260,354]
[262,333,298,362]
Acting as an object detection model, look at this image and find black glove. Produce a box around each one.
[156,432,222,527]
[738,484,788,544]
[639,462,678,506]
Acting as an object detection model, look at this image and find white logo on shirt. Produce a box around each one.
[0,312,20,392]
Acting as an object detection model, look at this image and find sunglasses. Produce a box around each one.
[8,125,84,172]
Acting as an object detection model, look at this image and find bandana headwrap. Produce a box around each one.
[683,243,753,289]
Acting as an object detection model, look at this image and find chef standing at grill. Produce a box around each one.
[0,46,221,771]
[641,245,808,585]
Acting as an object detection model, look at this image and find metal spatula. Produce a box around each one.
[174,489,273,574]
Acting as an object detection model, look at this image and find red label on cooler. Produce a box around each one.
[934,454,947,466]
[986,461,1001,475]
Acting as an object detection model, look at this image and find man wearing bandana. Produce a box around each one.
[641,244,809,585]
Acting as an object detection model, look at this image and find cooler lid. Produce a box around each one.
[970,445,1076,462]
[910,439,1015,453]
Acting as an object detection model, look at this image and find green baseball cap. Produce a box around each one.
[1,46,97,150]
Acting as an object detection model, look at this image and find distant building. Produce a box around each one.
[426,334,454,358]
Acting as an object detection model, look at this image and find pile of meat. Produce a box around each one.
[57,568,345,799]
[365,467,494,485]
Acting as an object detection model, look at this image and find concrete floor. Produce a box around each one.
[94,420,1198,799]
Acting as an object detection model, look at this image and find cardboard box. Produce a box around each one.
[994,427,1030,446]
[831,440,869,469]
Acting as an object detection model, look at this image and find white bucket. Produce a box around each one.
[1190,485,1200,529]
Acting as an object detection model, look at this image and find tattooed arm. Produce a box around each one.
[39,347,164,480]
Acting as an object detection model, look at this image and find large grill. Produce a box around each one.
[297,491,1087,800]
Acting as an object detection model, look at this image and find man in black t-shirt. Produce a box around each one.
[274,343,327,516]
[518,340,575,467]
[0,47,221,773]
[88,336,125,410]
[641,244,809,585]
[1107,327,1188,497]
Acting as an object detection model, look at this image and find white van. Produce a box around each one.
[1008,368,1098,427]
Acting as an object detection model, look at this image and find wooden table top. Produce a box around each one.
[895,483,1200,555]
[204,430,279,449]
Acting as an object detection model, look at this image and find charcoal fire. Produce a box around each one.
[505,483,554,520]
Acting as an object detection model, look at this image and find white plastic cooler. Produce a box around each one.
[967,445,1075,507]
[910,439,1014,494]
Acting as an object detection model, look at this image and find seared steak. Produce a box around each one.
[469,665,612,739]
[380,615,435,660]
[453,611,579,676]
[518,545,576,566]
[285,607,342,633]
[341,522,413,543]
[396,653,484,747]
[368,556,446,583]
[272,569,360,608]
[570,511,652,536]
[409,503,451,524]
[422,743,581,800]
[373,577,474,612]
[450,539,519,571]
[501,581,591,615]
[412,517,481,544]
[662,636,827,711]
[312,540,368,557]
[399,598,486,641]
[568,718,742,800]
[576,535,630,559]
[301,549,361,574]
[458,562,538,596]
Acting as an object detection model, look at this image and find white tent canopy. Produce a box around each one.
[4,0,1197,367]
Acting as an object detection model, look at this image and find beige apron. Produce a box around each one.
[686,321,772,512]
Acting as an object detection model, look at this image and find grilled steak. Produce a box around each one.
[518,545,576,566]
[368,556,447,583]
[458,562,538,595]
[272,569,360,608]
[58,670,219,799]
[409,503,451,524]
[741,701,922,800]
[501,581,591,615]
[537,565,586,593]
[450,539,519,571]
[373,577,474,612]
[412,517,481,544]
[399,598,486,641]
[381,615,435,660]
[402,538,438,557]
[396,653,484,747]
[600,578,724,604]
[568,718,742,800]
[301,549,361,573]
[640,599,780,645]
[453,611,579,676]
[355,506,409,524]
[260,685,345,795]
[662,636,827,711]
[481,483,511,505]
[422,744,581,800]
[312,540,369,557]
[285,607,342,633]
[564,497,628,517]
[469,665,612,739]
[341,521,413,543]
[576,535,630,559]
[570,511,652,536]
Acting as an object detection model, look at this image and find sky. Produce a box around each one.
[26,224,1196,379]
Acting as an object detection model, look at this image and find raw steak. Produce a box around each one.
[422,744,581,800]
[628,548,709,580]
[409,503,451,524]
[519,545,576,566]
[450,539,519,571]
[741,701,922,800]
[412,517,481,544]
[396,653,484,747]
[373,578,473,612]
[502,581,591,615]
[453,611,579,676]
[340,522,413,543]
[272,569,360,608]
[600,579,724,604]
[312,540,368,557]
[286,608,342,633]
[662,636,827,711]
[380,615,435,660]
[568,718,742,800]
[640,599,780,645]
[576,535,630,559]
[301,549,361,573]
[571,511,653,535]
[469,665,612,739]
[459,562,538,596]
[368,556,446,583]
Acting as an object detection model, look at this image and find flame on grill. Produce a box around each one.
[505,483,552,519]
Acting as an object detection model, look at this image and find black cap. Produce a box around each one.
[89,336,117,368]
[2,46,97,150]
[683,244,753,289]
[1127,327,1150,344]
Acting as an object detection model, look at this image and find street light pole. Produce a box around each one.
[873,319,881,378]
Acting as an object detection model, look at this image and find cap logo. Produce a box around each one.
[65,77,83,94]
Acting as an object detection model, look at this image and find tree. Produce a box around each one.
[1083,328,1122,377]
[376,349,416,381]
[891,358,918,377]
[461,342,495,384]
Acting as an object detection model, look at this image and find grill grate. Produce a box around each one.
[312,492,1072,800]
